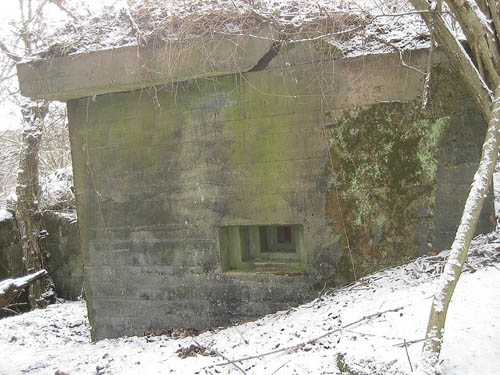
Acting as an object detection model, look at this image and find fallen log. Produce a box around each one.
[0,270,48,310]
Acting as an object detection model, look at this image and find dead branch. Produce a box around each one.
[409,0,493,119]
[370,10,449,18]
[0,270,48,310]
[393,337,426,347]
[369,34,426,76]
[271,361,290,375]
[194,339,247,375]
[209,306,404,368]
[230,0,240,11]
[0,41,22,62]
[403,339,414,372]
[1,306,20,315]
[125,7,146,47]
[233,326,249,345]
[317,280,327,299]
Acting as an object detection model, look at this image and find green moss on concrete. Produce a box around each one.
[328,102,448,228]
[324,63,485,284]
[226,70,320,223]
[326,100,449,282]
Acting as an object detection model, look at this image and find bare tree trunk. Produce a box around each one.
[15,100,55,308]
[405,1,500,372]
[418,86,500,374]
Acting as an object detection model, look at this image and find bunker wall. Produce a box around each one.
[67,49,493,339]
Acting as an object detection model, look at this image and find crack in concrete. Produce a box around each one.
[249,41,282,72]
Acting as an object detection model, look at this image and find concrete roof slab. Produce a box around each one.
[17,31,275,101]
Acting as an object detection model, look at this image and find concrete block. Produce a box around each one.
[17,31,275,101]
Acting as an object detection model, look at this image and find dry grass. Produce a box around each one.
[40,0,368,58]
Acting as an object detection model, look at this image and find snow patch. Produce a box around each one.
[0,208,13,222]
[40,166,75,211]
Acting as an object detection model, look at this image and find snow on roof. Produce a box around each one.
[40,0,430,59]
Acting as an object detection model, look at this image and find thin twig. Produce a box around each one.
[1,307,20,315]
[370,34,426,76]
[393,337,426,347]
[370,10,450,19]
[271,361,290,375]
[0,41,22,62]
[213,9,450,46]
[194,339,248,375]
[210,306,404,368]
[403,339,414,372]
[317,280,327,299]
[125,7,146,47]
[342,328,409,342]
[215,23,366,44]
[233,326,249,345]
[230,0,240,11]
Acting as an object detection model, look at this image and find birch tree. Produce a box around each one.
[405,1,500,373]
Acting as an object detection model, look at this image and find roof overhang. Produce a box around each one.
[16,30,275,101]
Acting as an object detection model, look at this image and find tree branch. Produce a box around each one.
[369,34,426,76]
[0,41,22,62]
[486,0,500,51]
[408,0,493,120]
[209,306,404,369]
[444,0,500,85]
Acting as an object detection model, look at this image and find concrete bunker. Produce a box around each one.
[16,31,494,339]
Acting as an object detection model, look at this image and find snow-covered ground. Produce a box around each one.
[1,233,499,375]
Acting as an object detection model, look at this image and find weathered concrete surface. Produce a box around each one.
[0,213,82,300]
[68,67,327,339]
[17,31,275,101]
[64,44,493,339]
